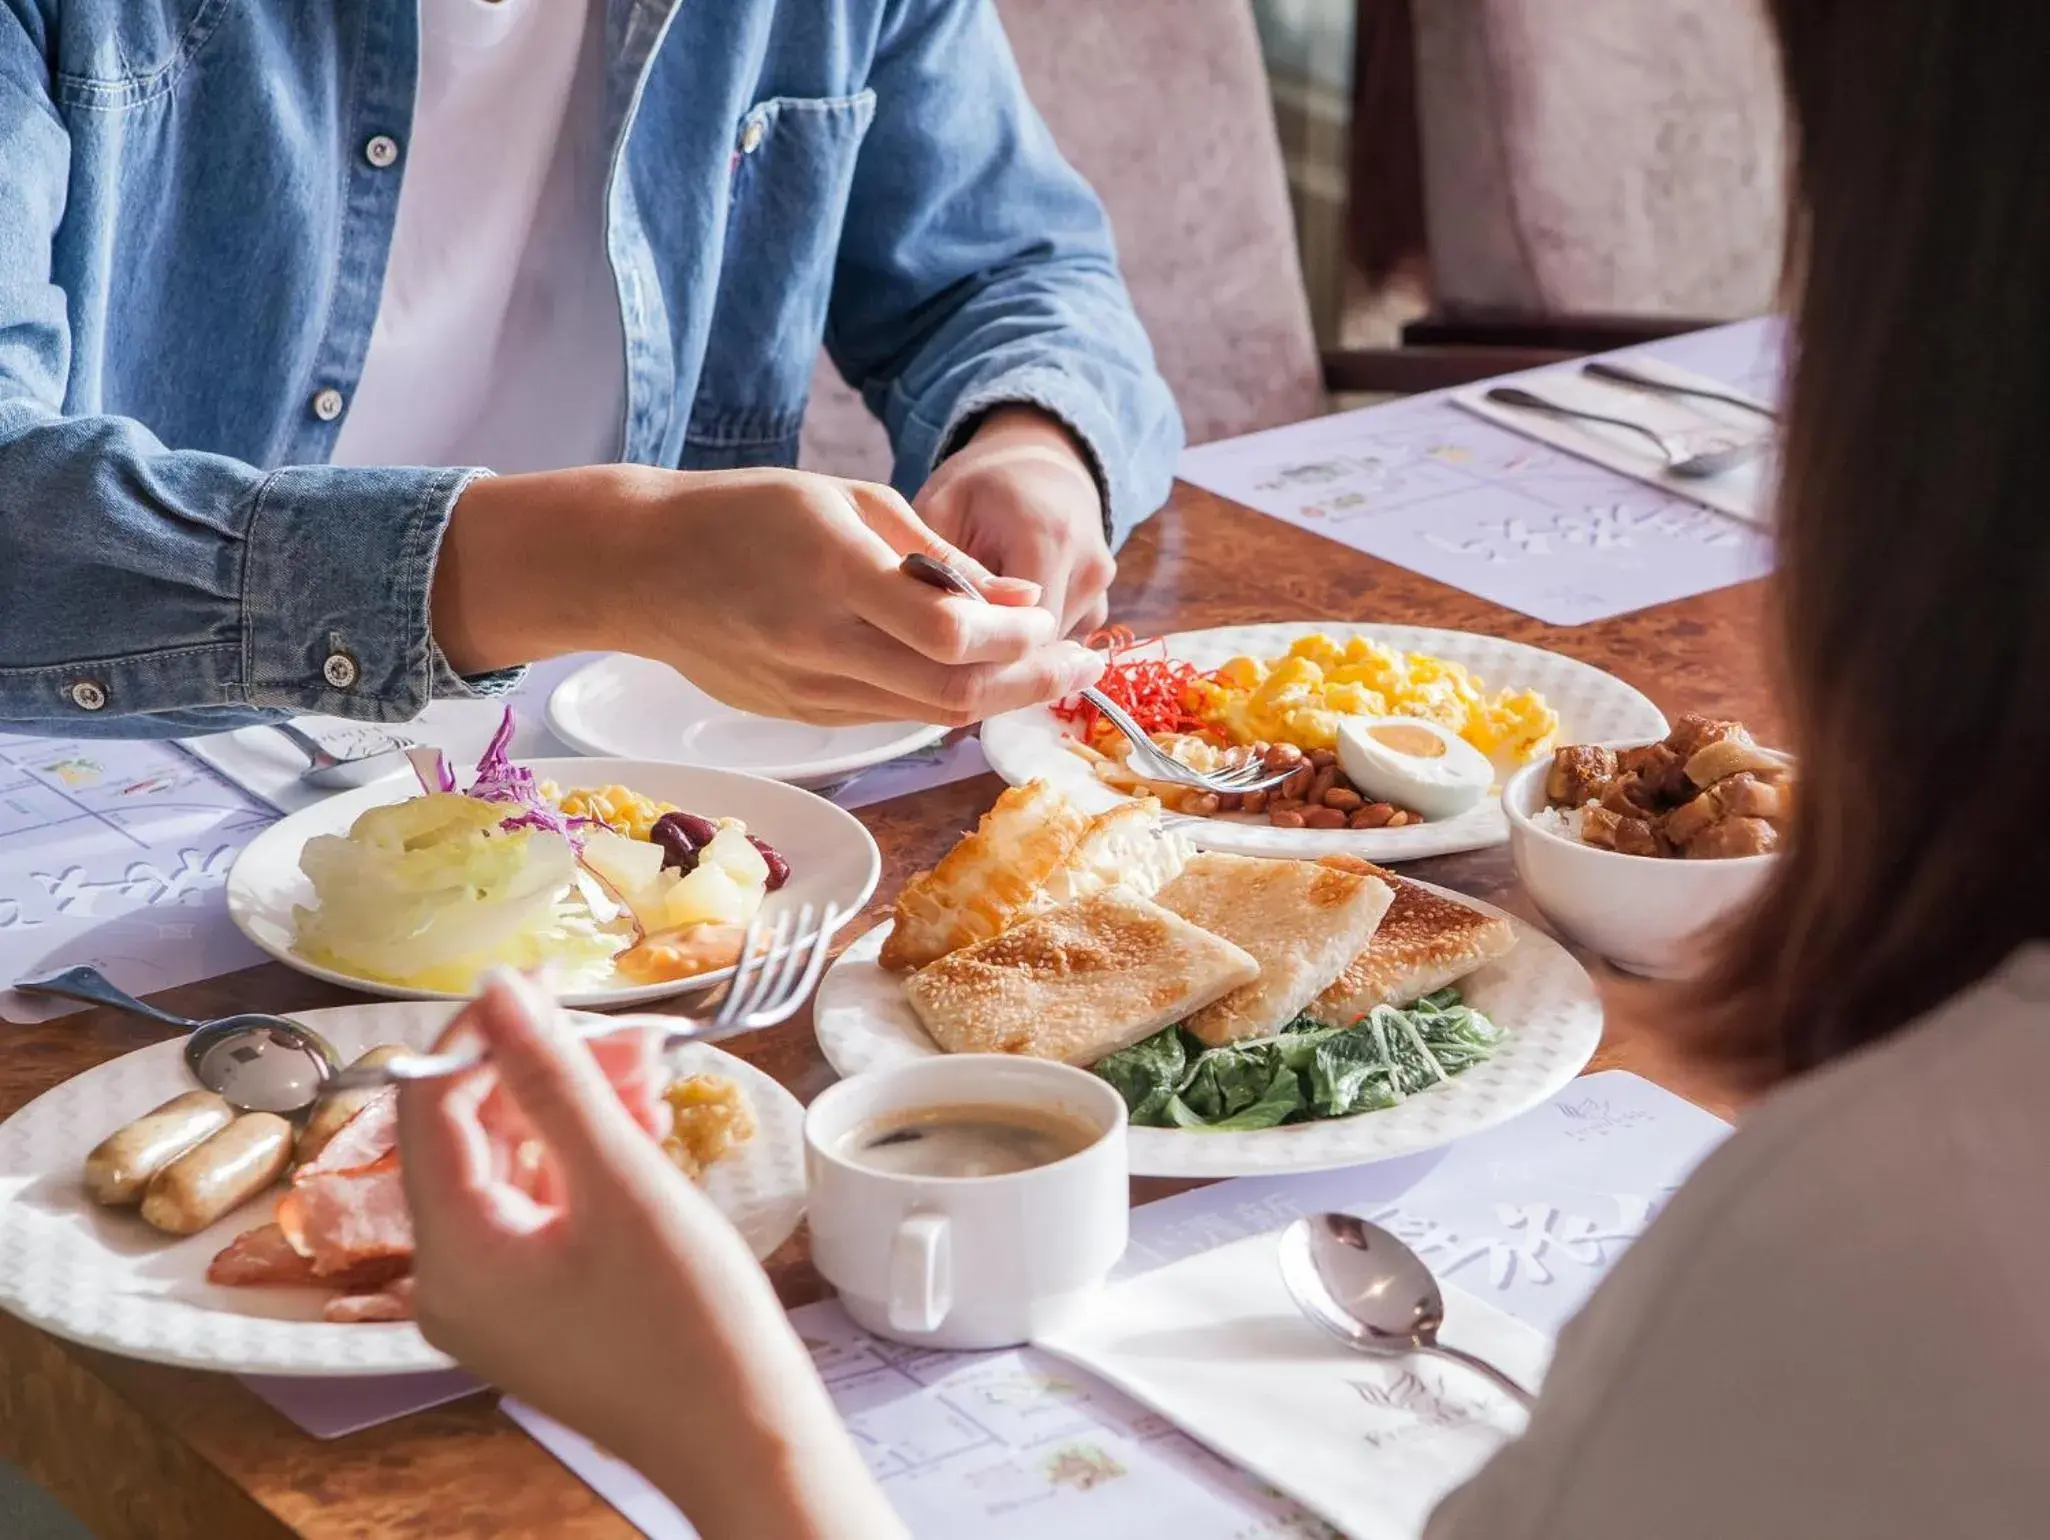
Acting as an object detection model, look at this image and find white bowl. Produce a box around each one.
[1502,741,1781,978]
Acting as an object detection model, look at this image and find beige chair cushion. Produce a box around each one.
[1414,0,1785,318]
[800,0,1324,483]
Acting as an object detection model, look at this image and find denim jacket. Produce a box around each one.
[0,0,1182,737]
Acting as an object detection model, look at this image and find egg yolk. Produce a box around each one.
[1368,722,1448,759]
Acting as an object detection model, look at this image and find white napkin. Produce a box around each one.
[1453,357,1777,525]
[1037,1230,1550,1540]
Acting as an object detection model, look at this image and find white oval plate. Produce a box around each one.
[813,886,1604,1179]
[0,1002,806,1376]
[227,758,881,1007]
[548,654,945,787]
[980,621,1666,863]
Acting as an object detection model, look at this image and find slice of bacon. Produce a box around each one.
[277,1150,414,1279]
[207,1222,319,1288]
[323,1275,415,1324]
[298,1089,399,1178]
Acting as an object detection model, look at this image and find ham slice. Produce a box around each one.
[277,1150,413,1278]
[207,1222,318,1287]
[298,1090,399,1177]
[210,1025,663,1321]
[323,1276,415,1324]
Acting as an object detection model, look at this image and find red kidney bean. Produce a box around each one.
[649,814,703,874]
[747,835,792,890]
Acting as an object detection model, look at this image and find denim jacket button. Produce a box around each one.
[364,134,401,169]
[311,388,346,422]
[69,680,107,711]
[322,652,360,690]
[739,118,765,154]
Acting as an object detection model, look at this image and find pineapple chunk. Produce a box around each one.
[661,860,750,928]
[702,826,770,889]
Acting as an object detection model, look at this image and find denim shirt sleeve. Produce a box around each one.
[823,0,1185,550]
[0,26,513,739]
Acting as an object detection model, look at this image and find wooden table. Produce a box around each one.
[0,483,1774,1539]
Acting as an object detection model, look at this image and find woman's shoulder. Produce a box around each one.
[1425,947,2050,1540]
[1713,941,2050,1216]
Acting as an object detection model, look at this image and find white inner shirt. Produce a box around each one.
[331,0,625,473]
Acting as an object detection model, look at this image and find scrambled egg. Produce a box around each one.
[1187,633,1558,764]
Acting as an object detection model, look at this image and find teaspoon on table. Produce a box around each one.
[14,965,342,1116]
[1279,1212,1536,1408]
[1484,385,1761,479]
[271,721,414,791]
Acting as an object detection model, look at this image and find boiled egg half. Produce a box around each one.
[1336,716,1495,820]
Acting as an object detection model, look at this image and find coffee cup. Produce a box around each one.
[804,1055,1129,1350]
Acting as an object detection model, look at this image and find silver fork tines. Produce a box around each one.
[898,552,1294,797]
[322,902,845,1092]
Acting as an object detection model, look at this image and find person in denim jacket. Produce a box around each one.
[0,1,1182,738]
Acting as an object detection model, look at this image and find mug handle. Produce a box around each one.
[887,1212,952,1336]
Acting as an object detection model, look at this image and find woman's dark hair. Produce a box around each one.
[1692,0,2050,1074]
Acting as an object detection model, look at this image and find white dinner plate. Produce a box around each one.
[0,1002,806,1376]
[814,887,1603,1179]
[979,621,1666,862]
[226,758,881,1007]
[547,654,946,786]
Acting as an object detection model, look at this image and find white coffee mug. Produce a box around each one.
[805,1055,1129,1350]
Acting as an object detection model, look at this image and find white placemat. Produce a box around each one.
[1177,318,1782,626]
[1041,1235,1549,1540]
[508,1072,1730,1537]
[0,734,273,1022]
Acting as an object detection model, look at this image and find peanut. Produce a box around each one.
[1184,793,1221,817]
[1322,787,1363,811]
[1354,803,1397,829]
[1265,797,1304,815]
[1384,810,1411,827]
[1307,748,1338,769]
[1283,766,1316,798]
[1307,767,1336,802]
[1214,792,1243,813]
[1348,807,1382,829]
[1240,790,1268,814]
[1302,807,1348,830]
[1269,808,1308,829]
[1261,742,1305,770]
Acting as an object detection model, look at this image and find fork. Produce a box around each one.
[321,901,847,1090]
[1580,359,1779,421]
[899,553,1294,796]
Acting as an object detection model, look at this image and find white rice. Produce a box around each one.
[1529,805,1586,842]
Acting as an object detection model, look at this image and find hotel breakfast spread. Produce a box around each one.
[290,710,794,991]
[1057,629,1558,828]
[882,780,1515,1130]
[79,1045,755,1323]
[1536,713,1792,859]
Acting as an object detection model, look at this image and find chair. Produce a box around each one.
[798,0,1328,477]
[1342,0,1785,386]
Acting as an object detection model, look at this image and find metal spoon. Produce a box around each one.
[272,721,413,791]
[1279,1212,1536,1409]
[1485,385,1761,479]
[1581,359,1779,421]
[14,966,341,1115]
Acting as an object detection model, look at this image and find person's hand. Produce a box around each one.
[432,463,1104,728]
[398,971,905,1540]
[914,406,1115,637]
